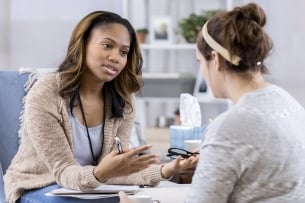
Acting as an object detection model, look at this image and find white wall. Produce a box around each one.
[261,0,305,104]
[0,0,10,68]
[3,0,124,69]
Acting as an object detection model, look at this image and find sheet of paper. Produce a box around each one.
[45,184,140,199]
[45,192,119,200]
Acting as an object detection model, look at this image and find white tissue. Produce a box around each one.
[179,93,202,127]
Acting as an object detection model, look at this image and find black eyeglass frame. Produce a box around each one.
[166,147,200,159]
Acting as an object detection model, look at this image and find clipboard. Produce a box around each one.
[45,184,139,199]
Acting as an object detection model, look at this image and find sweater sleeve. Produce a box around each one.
[106,164,162,186]
[23,75,101,191]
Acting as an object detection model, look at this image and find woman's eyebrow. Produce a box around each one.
[102,37,130,48]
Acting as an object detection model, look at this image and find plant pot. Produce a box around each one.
[136,32,147,43]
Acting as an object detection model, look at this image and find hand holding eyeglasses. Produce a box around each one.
[161,147,199,179]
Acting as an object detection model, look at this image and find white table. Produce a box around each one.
[131,181,190,203]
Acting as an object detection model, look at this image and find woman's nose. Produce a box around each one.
[108,51,119,63]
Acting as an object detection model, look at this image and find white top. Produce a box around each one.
[186,85,305,203]
[69,111,103,166]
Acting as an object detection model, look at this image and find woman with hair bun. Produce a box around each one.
[187,2,305,202]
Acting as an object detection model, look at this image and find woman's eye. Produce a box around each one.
[102,43,111,49]
[121,50,129,56]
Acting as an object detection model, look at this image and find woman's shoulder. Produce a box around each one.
[27,72,61,100]
[223,105,267,133]
[206,106,267,142]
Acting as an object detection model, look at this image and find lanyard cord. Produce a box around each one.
[77,93,98,165]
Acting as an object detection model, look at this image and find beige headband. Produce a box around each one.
[202,21,241,66]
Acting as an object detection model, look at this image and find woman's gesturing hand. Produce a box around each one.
[93,144,160,182]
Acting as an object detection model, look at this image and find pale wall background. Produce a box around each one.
[1,0,305,127]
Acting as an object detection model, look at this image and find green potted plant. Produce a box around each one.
[178,10,219,43]
[136,28,149,43]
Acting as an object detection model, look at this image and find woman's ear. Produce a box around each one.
[210,51,222,71]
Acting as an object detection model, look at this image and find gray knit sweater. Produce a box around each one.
[186,85,305,203]
[4,73,163,203]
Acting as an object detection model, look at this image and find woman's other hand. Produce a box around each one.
[93,144,160,182]
[161,154,199,179]
[119,191,132,203]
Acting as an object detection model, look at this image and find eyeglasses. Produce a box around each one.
[166,147,199,159]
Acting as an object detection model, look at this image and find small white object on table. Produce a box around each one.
[130,181,190,203]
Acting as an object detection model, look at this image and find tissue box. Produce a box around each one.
[170,125,205,149]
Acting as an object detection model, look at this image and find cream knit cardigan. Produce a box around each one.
[4,73,163,203]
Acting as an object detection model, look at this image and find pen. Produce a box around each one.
[115,136,123,154]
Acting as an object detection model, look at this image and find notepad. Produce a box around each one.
[45,184,140,199]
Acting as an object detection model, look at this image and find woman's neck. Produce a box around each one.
[225,72,269,104]
[79,72,104,99]
[77,78,105,127]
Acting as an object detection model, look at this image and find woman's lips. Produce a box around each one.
[104,65,117,75]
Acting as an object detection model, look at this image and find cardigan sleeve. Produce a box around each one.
[23,75,101,191]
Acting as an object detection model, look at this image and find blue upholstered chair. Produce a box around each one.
[0,70,30,203]
[0,164,5,203]
[0,70,30,173]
